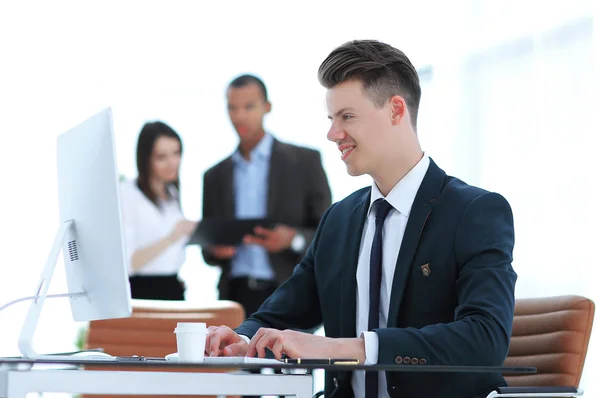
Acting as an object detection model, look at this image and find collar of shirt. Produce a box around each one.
[232,132,274,164]
[369,153,431,218]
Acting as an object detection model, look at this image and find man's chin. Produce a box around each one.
[238,131,259,142]
[346,165,365,177]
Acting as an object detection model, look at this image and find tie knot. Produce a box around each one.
[372,198,394,220]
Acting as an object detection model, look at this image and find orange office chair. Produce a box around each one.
[82,299,245,398]
[487,295,595,397]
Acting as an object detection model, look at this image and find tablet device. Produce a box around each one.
[187,218,275,247]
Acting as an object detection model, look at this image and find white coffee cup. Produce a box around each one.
[174,322,206,362]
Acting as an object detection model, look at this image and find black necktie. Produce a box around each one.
[366,198,394,398]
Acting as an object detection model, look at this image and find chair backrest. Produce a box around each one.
[83,299,245,398]
[85,300,245,357]
[504,295,595,387]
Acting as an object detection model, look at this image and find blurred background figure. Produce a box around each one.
[202,74,332,318]
[121,121,198,300]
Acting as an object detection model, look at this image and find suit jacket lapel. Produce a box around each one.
[386,201,431,327]
[267,139,285,219]
[340,190,371,337]
[221,158,235,218]
[387,159,446,327]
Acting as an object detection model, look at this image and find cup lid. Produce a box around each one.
[174,322,206,332]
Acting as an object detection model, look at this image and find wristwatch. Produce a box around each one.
[290,233,306,253]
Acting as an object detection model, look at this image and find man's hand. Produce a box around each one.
[243,225,296,253]
[247,328,367,363]
[208,245,236,260]
[205,325,249,357]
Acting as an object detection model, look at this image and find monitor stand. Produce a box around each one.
[18,220,89,360]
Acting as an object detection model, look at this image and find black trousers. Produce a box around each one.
[226,277,278,317]
[129,274,185,300]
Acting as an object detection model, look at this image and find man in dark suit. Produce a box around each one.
[205,41,517,398]
[202,74,332,318]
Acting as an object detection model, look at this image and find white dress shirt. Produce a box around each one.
[352,154,430,398]
[120,179,187,276]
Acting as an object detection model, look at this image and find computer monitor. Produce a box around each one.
[18,107,132,359]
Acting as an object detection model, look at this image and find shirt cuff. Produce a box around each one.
[240,334,251,344]
[361,331,379,365]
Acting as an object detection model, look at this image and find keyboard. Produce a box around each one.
[165,353,281,364]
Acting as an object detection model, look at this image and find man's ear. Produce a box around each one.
[264,101,272,114]
[390,95,407,125]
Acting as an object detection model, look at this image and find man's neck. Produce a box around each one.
[239,130,266,160]
[373,151,424,197]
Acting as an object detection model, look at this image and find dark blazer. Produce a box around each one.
[236,158,517,398]
[202,138,332,299]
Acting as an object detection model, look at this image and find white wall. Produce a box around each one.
[0,0,598,395]
[0,0,435,358]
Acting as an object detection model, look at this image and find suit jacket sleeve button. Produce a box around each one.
[403,356,411,364]
[411,357,419,364]
[395,356,403,364]
[419,358,427,365]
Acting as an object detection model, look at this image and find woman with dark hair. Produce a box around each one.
[120,121,197,300]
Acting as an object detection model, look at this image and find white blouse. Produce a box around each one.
[120,179,187,277]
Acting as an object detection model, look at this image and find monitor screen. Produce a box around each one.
[18,108,132,359]
[56,107,132,321]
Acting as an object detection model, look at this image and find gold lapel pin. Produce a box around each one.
[421,263,431,277]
